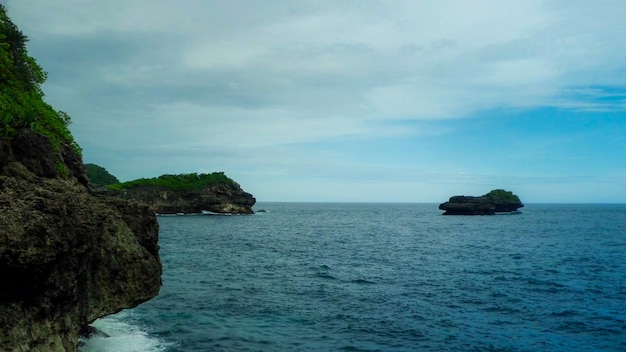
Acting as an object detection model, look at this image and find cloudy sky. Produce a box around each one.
[7,0,626,202]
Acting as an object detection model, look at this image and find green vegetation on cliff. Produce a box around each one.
[107,172,237,191]
[86,163,119,185]
[484,189,521,203]
[0,4,80,155]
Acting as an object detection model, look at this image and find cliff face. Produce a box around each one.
[109,183,256,214]
[0,132,162,351]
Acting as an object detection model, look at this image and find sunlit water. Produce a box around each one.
[81,203,626,351]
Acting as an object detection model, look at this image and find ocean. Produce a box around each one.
[79,203,626,351]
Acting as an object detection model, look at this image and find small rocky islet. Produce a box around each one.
[439,189,524,215]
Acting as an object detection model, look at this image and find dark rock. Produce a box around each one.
[0,132,162,352]
[108,182,256,214]
[78,325,109,339]
[439,196,497,215]
[61,144,89,187]
[439,189,524,215]
[9,131,59,178]
[1,131,88,186]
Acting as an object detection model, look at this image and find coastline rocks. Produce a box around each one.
[108,183,256,214]
[0,132,162,351]
[439,189,524,215]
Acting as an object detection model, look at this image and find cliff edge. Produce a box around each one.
[0,132,162,351]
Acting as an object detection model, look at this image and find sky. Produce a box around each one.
[6,0,626,203]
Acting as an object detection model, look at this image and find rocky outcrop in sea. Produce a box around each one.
[439,189,524,215]
[0,132,162,351]
[107,181,256,215]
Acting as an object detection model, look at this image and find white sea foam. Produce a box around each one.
[79,311,170,352]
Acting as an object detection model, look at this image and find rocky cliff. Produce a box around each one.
[0,132,162,351]
[1,6,162,350]
[439,189,524,215]
[108,181,256,214]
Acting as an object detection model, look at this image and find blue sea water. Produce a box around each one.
[80,203,626,351]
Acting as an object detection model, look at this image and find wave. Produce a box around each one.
[315,272,338,280]
[79,311,170,352]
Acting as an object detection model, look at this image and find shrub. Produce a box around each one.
[106,172,237,190]
[484,189,521,203]
[0,5,80,156]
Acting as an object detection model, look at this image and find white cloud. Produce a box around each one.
[15,0,625,120]
[6,0,626,202]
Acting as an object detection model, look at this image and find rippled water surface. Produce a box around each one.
[83,203,626,351]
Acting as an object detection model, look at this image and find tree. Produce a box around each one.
[85,163,120,186]
[0,4,80,156]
